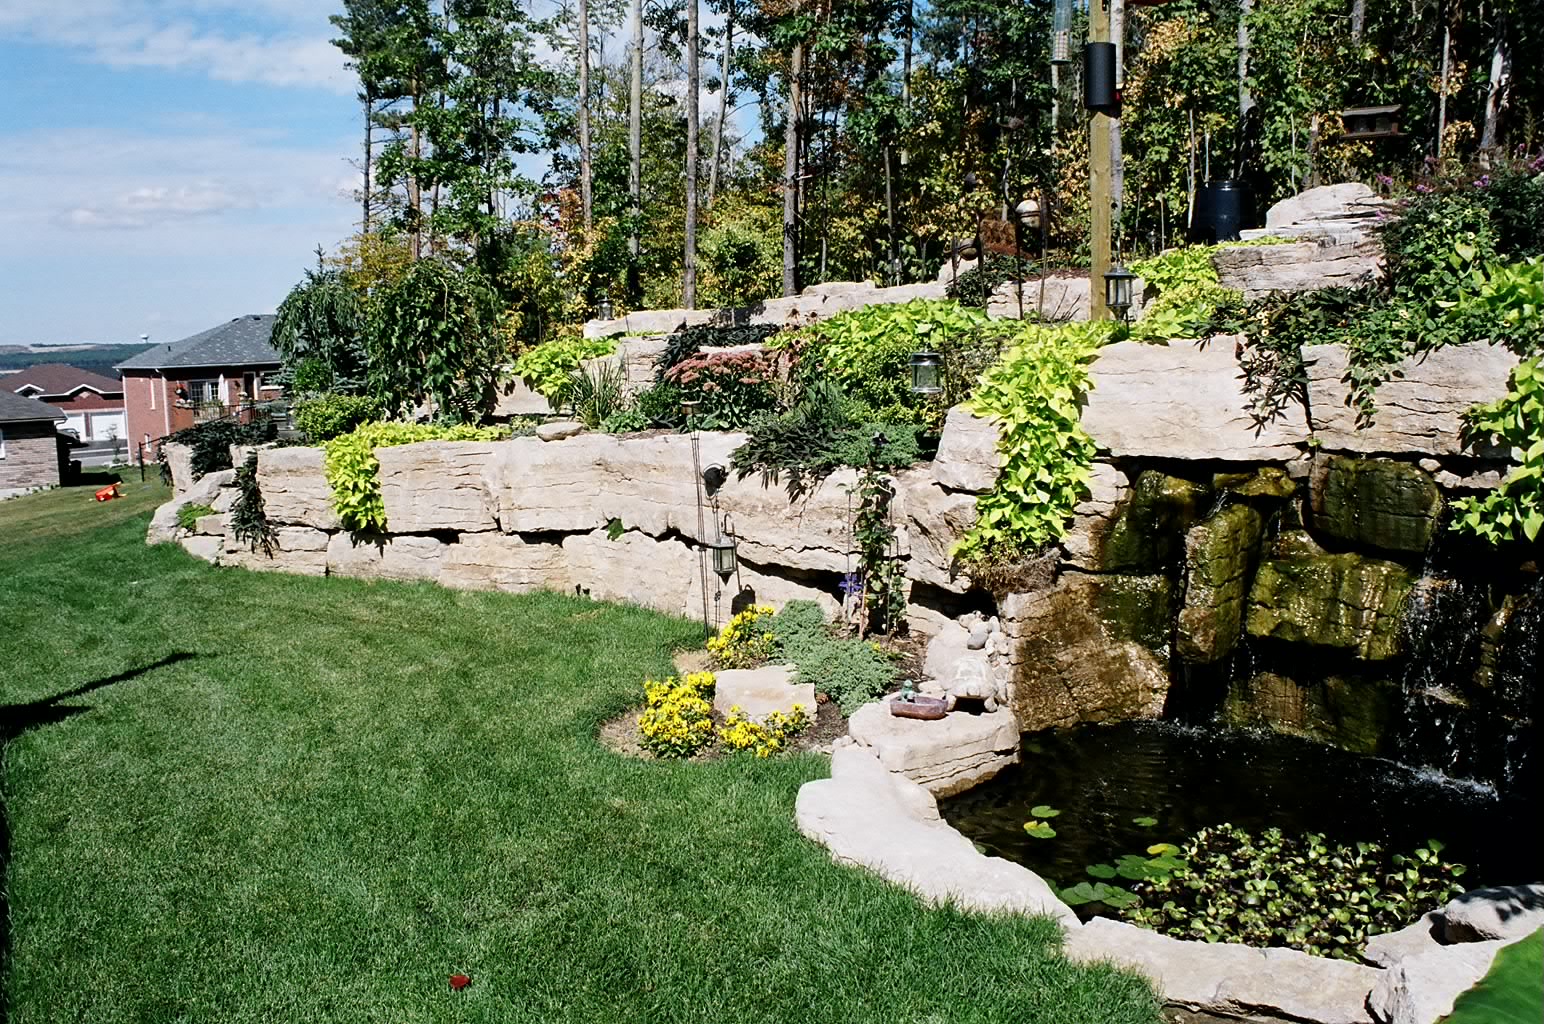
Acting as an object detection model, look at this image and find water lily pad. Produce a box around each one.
[1147,842,1181,856]
[1030,805,1062,818]
[1133,816,1158,827]
[1060,882,1100,906]
[1086,863,1118,879]
[1023,821,1057,839]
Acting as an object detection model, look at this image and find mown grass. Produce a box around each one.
[0,494,1161,1023]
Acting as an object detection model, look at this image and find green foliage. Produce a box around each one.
[769,601,896,715]
[955,321,1109,564]
[1442,257,1544,355]
[706,605,777,669]
[785,300,994,425]
[1117,824,1467,960]
[632,381,685,428]
[698,218,784,309]
[664,349,780,429]
[731,380,922,494]
[513,336,618,401]
[1023,821,1057,839]
[293,393,384,443]
[273,255,369,395]
[163,416,277,479]
[175,503,215,532]
[1382,191,1499,306]
[850,451,906,637]
[1443,927,1543,1024]
[948,254,1037,308]
[565,360,628,429]
[323,421,507,533]
[367,257,510,422]
[228,451,276,557]
[1451,358,1544,544]
[655,323,784,382]
[1125,245,1240,343]
[600,409,651,434]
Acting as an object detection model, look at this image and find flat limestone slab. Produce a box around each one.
[847,701,1018,796]
[712,665,815,720]
[794,745,1076,925]
[1067,917,1379,1024]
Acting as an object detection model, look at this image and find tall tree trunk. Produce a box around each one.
[1479,29,1510,153]
[901,0,912,165]
[684,0,700,308]
[628,0,642,265]
[362,91,374,236]
[409,83,422,261]
[782,35,804,297]
[708,1,734,206]
[1237,0,1255,121]
[1350,0,1365,43]
[1437,24,1451,156]
[578,0,593,232]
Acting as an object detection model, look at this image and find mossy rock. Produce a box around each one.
[1098,470,1214,572]
[1223,671,1398,755]
[1309,456,1442,554]
[1213,466,1298,500]
[1092,574,1175,653]
[1246,552,1415,660]
[1178,504,1265,663]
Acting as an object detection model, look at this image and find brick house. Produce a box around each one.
[9,363,127,443]
[117,315,283,458]
[0,390,69,500]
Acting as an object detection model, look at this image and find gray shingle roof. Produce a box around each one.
[0,388,67,424]
[116,314,281,372]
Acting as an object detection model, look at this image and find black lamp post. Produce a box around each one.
[1104,264,1137,322]
[909,350,943,396]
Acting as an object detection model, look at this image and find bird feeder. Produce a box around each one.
[1051,0,1074,64]
[1338,105,1404,141]
[910,350,943,396]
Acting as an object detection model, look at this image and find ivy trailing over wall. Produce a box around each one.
[511,336,617,401]
[954,321,1110,569]
[229,451,276,556]
[323,422,506,533]
[1451,357,1544,545]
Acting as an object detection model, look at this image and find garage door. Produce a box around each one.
[89,410,126,441]
[63,412,87,438]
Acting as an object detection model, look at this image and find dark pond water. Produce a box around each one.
[939,720,1538,913]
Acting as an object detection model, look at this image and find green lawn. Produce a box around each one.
[0,492,1160,1023]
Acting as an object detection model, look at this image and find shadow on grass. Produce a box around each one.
[0,652,198,1023]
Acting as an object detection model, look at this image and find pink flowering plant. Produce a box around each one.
[663,348,781,428]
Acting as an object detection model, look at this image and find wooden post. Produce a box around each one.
[1089,0,1112,320]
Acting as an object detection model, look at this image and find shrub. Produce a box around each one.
[637,672,716,758]
[324,421,507,533]
[664,348,780,429]
[293,393,383,443]
[955,321,1107,565]
[163,416,277,479]
[633,380,685,428]
[731,381,923,493]
[655,323,784,381]
[948,253,1037,308]
[512,337,617,401]
[228,451,276,556]
[1451,357,1544,544]
[718,705,809,757]
[175,503,215,531]
[706,605,777,669]
[600,408,650,434]
[1108,824,1467,960]
[1381,190,1497,304]
[565,360,628,429]
[769,601,895,715]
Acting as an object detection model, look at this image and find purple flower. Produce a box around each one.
[838,572,864,597]
[1376,174,1393,187]
[1474,174,1491,188]
[1416,184,1433,194]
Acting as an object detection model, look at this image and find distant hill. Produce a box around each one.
[0,344,152,380]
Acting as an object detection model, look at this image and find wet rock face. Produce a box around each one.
[1310,456,1442,554]
[1097,470,1214,573]
[1246,553,1416,661]
[1223,671,1399,755]
[1179,504,1266,663]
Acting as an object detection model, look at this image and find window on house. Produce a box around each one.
[187,380,221,405]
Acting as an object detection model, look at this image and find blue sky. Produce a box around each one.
[0,1,372,345]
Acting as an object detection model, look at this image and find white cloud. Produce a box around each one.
[0,1,350,92]
[58,181,260,230]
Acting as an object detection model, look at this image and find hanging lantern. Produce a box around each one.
[596,291,614,321]
[1104,264,1137,322]
[708,516,738,576]
[1051,0,1073,64]
[910,350,943,396]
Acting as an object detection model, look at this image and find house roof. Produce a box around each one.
[0,388,67,424]
[116,314,281,372]
[10,363,124,398]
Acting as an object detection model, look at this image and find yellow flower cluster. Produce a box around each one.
[705,605,778,669]
[637,672,716,758]
[718,704,810,758]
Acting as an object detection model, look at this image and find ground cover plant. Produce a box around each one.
[323,422,508,533]
[0,495,1162,1023]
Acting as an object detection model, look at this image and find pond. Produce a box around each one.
[939,720,1537,918]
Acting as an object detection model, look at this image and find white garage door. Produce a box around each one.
[63,412,88,438]
[89,410,126,441]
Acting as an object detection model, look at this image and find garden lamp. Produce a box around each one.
[708,515,738,576]
[910,349,943,396]
[1104,264,1137,322]
[596,291,614,321]
[1015,198,1042,231]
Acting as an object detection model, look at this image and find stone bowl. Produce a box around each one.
[889,695,949,720]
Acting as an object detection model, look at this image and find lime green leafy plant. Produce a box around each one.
[324,422,506,533]
[954,320,1112,565]
[1443,927,1543,1024]
[1451,357,1544,544]
[512,337,618,401]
